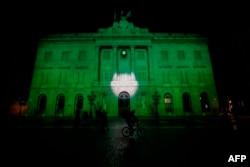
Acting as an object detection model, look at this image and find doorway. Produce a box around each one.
[118,91,130,118]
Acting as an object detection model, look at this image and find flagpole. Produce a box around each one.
[114,11,116,22]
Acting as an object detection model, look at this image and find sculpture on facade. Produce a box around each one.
[114,10,131,22]
[111,10,132,32]
[121,10,131,20]
[99,10,147,34]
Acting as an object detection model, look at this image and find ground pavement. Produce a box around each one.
[1,115,250,167]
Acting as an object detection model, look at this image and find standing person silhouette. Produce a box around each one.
[100,110,109,131]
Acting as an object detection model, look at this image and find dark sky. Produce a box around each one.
[3,1,249,104]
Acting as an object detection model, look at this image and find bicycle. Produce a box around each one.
[122,121,147,138]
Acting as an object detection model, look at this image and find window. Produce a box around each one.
[200,92,210,112]
[194,51,201,60]
[182,92,192,112]
[55,94,65,115]
[41,72,48,84]
[181,71,189,84]
[103,71,111,81]
[102,94,107,110]
[164,93,173,112]
[79,51,87,61]
[62,51,70,61]
[137,51,145,60]
[177,51,185,60]
[138,71,147,81]
[36,94,47,115]
[45,52,52,61]
[140,93,147,109]
[103,51,111,60]
[161,51,168,61]
[75,94,83,111]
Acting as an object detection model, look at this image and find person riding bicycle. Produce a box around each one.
[122,109,146,138]
[125,109,139,132]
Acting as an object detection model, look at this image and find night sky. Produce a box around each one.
[3,1,249,110]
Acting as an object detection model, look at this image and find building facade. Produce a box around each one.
[27,15,219,118]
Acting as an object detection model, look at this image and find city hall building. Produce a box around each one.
[27,14,219,118]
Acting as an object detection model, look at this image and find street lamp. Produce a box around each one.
[152,90,161,119]
[87,91,96,118]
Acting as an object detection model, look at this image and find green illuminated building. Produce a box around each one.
[27,13,219,118]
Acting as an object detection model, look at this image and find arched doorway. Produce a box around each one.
[55,94,65,115]
[164,93,174,112]
[118,91,130,117]
[200,92,210,112]
[182,92,192,112]
[36,94,47,115]
[75,94,83,118]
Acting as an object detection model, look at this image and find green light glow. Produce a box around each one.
[111,72,138,97]
[25,15,220,118]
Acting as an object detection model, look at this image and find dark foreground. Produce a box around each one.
[1,116,250,167]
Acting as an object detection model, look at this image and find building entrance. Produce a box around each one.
[118,91,130,118]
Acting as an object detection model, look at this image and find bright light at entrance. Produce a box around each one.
[111,72,138,97]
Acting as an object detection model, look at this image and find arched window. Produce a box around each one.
[200,92,210,112]
[102,93,107,111]
[164,93,173,112]
[36,94,47,115]
[75,94,83,111]
[74,94,83,119]
[55,94,65,115]
[140,93,147,109]
[182,92,192,112]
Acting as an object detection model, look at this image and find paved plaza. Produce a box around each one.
[1,115,250,167]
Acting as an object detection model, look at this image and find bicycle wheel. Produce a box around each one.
[122,127,130,137]
[136,127,147,138]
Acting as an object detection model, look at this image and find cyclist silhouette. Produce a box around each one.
[125,109,138,130]
[122,109,147,138]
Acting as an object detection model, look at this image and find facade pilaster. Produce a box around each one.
[130,45,135,80]
[95,45,100,82]
[147,45,152,81]
[113,46,118,80]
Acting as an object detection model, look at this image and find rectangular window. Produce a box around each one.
[194,50,201,60]
[62,51,70,61]
[177,51,185,60]
[161,51,168,61]
[138,71,146,81]
[103,71,111,81]
[103,51,110,60]
[79,51,87,61]
[137,51,145,60]
[45,52,52,61]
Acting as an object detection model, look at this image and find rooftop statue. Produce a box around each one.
[114,10,131,22]
[98,10,149,34]
[120,10,131,20]
[118,11,131,30]
[111,10,136,33]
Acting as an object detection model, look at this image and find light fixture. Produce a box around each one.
[121,49,127,58]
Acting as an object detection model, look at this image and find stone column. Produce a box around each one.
[147,45,152,81]
[95,46,100,82]
[130,45,135,80]
[113,46,118,80]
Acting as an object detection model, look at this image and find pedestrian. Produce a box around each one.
[100,110,109,131]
